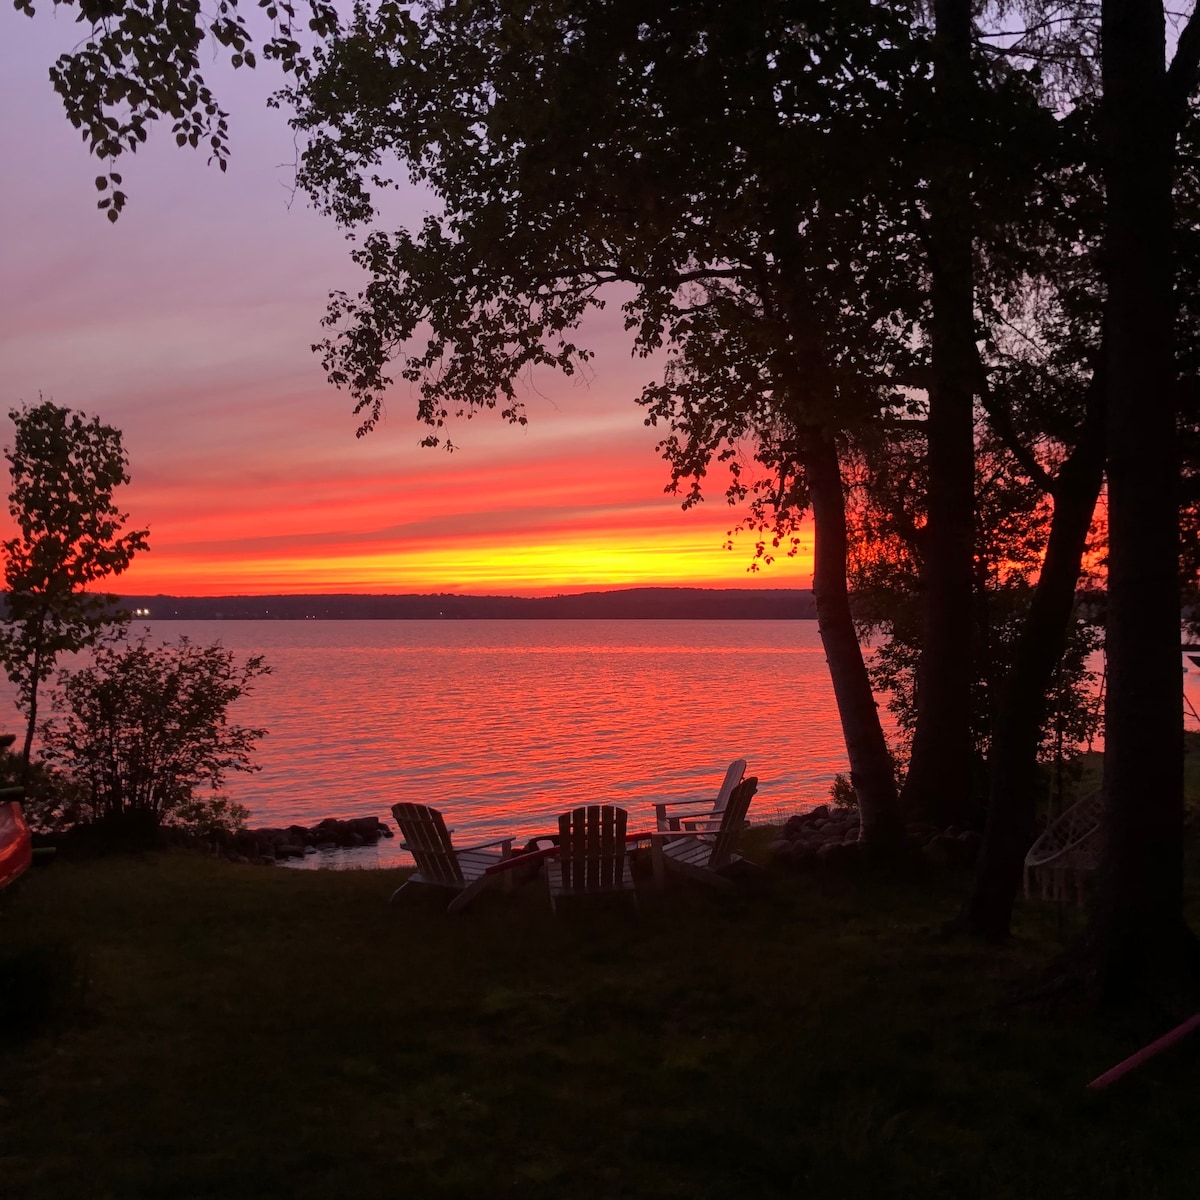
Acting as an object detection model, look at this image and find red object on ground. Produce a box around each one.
[1086,1014,1200,1089]
[0,800,32,889]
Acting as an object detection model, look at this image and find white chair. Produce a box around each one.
[1023,791,1103,904]
[652,758,747,833]
[651,776,757,889]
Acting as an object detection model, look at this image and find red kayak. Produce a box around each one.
[0,797,32,889]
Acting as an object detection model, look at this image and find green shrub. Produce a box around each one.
[830,773,859,812]
[40,635,268,836]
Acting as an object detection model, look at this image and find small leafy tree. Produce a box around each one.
[0,401,149,772]
[40,636,269,835]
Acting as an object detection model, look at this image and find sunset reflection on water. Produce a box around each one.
[11,620,1196,870]
[133,619,851,866]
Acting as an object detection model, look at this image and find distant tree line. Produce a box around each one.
[113,589,819,621]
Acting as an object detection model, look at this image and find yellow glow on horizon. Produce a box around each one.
[117,523,815,596]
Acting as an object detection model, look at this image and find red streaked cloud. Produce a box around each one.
[115,419,814,595]
[0,11,813,597]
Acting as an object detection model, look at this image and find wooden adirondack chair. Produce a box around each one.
[652,758,747,833]
[546,804,636,913]
[389,802,514,913]
[650,776,757,889]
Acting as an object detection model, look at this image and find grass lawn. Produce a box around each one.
[2,807,1199,1198]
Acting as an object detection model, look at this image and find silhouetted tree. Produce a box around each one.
[287,0,922,855]
[898,0,978,829]
[1079,0,1200,1005]
[1174,102,1200,639]
[0,401,149,776]
[954,93,1112,938]
[850,423,1103,792]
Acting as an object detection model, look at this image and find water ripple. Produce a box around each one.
[8,619,884,868]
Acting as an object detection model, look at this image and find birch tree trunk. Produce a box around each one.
[801,426,908,857]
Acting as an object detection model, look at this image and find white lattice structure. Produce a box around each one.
[1024,790,1103,904]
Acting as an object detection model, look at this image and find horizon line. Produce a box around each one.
[112,584,816,601]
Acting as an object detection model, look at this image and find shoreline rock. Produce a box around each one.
[34,813,399,865]
[767,805,981,871]
[227,815,394,863]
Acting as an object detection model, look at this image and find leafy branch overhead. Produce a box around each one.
[12,0,338,219]
[288,1,934,472]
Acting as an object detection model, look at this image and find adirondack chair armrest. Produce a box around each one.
[652,797,703,810]
[483,845,560,876]
[400,836,511,854]
[459,836,514,854]
[652,810,720,828]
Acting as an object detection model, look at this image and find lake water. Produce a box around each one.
[9,620,1199,869]
[8,620,850,867]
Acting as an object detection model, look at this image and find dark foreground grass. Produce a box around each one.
[2,843,1199,1200]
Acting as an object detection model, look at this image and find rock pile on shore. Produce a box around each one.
[38,813,398,863]
[768,804,981,870]
[227,816,394,865]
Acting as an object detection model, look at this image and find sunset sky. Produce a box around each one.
[0,10,813,597]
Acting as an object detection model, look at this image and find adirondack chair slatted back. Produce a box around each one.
[655,758,748,833]
[391,803,464,886]
[713,759,748,816]
[557,804,628,894]
[706,777,757,869]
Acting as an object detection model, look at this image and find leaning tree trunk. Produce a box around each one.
[900,0,978,829]
[19,607,48,787]
[1083,0,1197,1005]
[801,426,908,858]
[958,412,1105,939]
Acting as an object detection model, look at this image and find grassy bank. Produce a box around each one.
[2,837,1199,1200]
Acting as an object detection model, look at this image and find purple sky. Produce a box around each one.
[0,8,812,594]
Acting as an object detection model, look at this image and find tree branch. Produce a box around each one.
[1167,3,1200,129]
[973,356,1057,493]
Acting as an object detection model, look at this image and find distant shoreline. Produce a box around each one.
[116,586,817,621]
